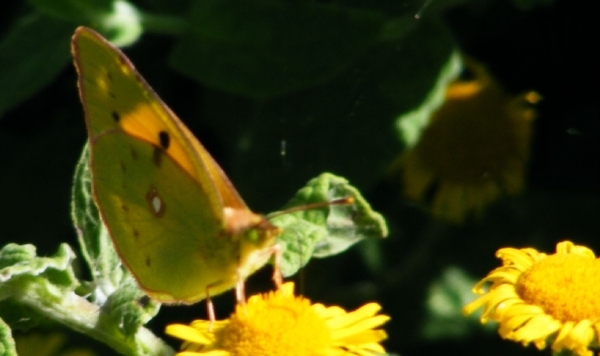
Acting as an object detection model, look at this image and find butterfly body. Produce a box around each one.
[71,27,280,304]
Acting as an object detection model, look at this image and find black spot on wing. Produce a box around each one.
[111,111,120,122]
[158,131,170,149]
[145,256,151,267]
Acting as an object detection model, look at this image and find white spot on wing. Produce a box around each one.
[152,196,162,214]
[146,185,165,217]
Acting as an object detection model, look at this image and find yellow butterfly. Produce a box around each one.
[71,26,281,304]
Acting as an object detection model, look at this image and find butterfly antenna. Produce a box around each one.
[268,197,354,219]
[267,196,354,293]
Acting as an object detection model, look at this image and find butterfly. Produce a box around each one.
[71,26,281,305]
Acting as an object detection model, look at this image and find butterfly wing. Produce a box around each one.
[72,27,253,303]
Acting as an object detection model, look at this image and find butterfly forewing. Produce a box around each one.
[73,27,227,217]
[72,27,279,303]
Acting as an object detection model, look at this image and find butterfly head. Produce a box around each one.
[222,208,281,279]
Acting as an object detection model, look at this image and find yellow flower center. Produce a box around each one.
[516,254,600,322]
[218,294,331,356]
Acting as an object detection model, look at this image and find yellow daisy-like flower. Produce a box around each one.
[399,55,541,223]
[165,282,390,356]
[463,241,600,356]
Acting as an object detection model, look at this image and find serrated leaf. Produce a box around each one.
[0,243,78,289]
[0,244,172,356]
[0,243,79,330]
[269,173,388,277]
[71,144,128,304]
[169,0,388,98]
[0,15,72,118]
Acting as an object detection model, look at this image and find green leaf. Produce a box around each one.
[0,318,17,356]
[421,266,495,340]
[71,144,128,304]
[394,51,462,147]
[0,243,172,356]
[0,243,78,291]
[28,0,143,46]
[0,15,72,118]
[99,277,160,337]
[269,173,388,277]
[198,16,456,208]
[28,0,113,23]
[0,243,80,330]
[169,0,388,98]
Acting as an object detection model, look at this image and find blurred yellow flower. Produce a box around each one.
[166,282,390,356]
[398,55,541,223]
[464,241,600,356]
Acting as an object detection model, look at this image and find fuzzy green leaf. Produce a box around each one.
[0,318,17,356]
[71,144,128,304]
[270,173,388,277]
[0,242,171,356]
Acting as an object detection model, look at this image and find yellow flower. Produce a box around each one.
[165,282,390,356]
[398,55,541,223]
[463,241,600,356]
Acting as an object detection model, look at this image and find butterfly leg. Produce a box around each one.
[234,274,246,305]
[270,243,283,288]
[205,285,216,325]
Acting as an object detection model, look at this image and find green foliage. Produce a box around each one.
[0,318,17,356]
[0,15,72,117]
[169,0,390,98]
[270,173,388,276]
[421,266,493,340]
[395,52,462,148]
[0,243,173,356]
